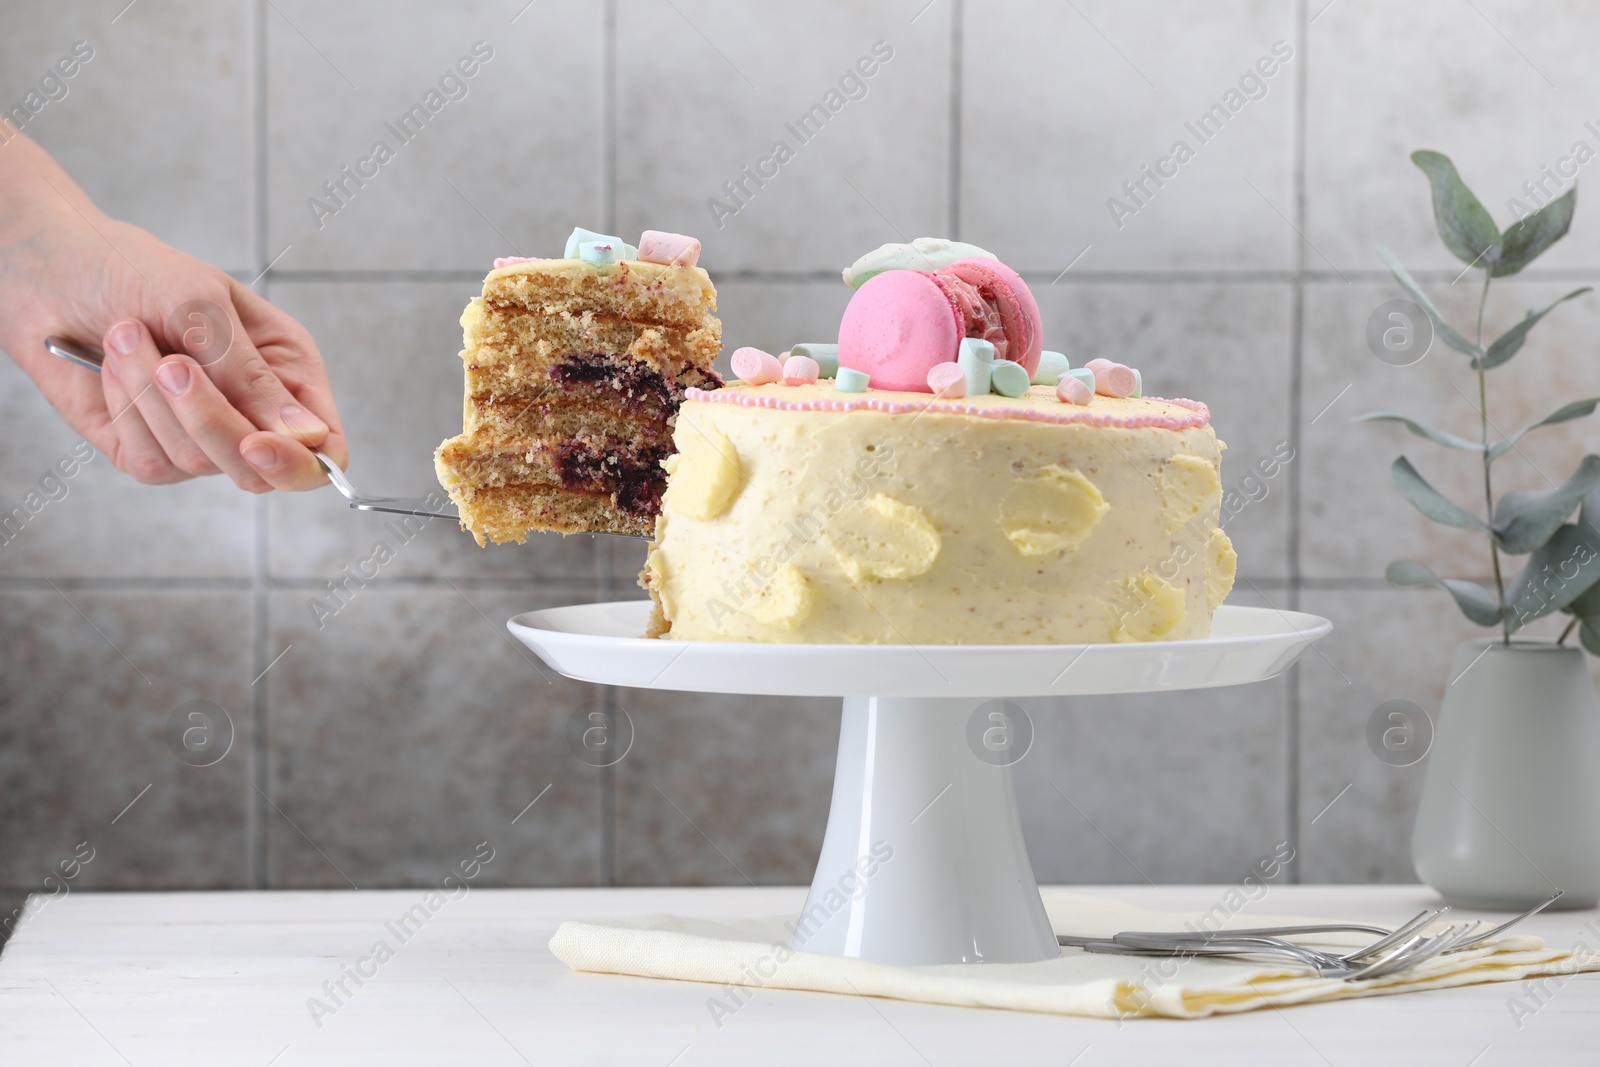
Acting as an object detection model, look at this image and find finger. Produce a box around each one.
[104,319,219,478]
[191,290,331,449]
[229,279,348,467]
[99,342,188,485]
[238,430,334,492]
[152,353,273,493]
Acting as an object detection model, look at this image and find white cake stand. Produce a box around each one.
[508,602,1331,966]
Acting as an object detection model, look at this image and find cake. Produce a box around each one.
[435,228,722,544]
[639,239,1237,644]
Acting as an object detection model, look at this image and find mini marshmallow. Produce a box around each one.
[834,367,871,392]
[638,230,701,268]
[1066,368,1097,393]
[959,337,996,364]
[782,355,820,386]
[1087,358,1137,398]
[578,241,624,266]
[1032,350,1071,386]
[926,361,967,398]
[731,346,784,385]
[789,343,839,378]
[1056,375,1093,405]
[1131,368,1142,399]
[990,359,1031,397]
[958,345,992,396]
[565,227,618,258]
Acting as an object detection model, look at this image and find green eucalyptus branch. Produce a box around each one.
[1363,149,1600,650]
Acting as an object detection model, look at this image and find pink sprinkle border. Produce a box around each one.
[683,387,1211,430]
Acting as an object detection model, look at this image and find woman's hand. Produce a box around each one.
[0,133,346,491]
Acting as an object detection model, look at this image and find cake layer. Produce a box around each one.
[642,384,1236,644]
[463,350,713,437]
[462,391,670,447]
[463,299,721,378]
[439,252,723,545]
[446,483,654,542]
[483,258,717,332]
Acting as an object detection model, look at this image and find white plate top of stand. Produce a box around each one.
[508,602,1331,697]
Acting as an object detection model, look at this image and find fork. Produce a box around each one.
[1070,923,1473,981]
[1058,889,1563,982]
[46,335,458,520]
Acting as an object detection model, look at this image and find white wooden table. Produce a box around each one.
[1,885,1596,1065]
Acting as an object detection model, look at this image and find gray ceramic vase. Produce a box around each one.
[1412,640,1600,910]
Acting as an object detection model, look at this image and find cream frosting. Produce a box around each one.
[684,384,1209,430]
[644,384,1234,644]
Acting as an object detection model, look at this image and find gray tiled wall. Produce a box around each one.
[5,0,1600,904]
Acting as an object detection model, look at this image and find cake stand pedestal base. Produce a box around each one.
[507,601,1332,967]
[795,696,1056,965]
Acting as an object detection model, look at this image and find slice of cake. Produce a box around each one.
[435,229,722,544]
[640,239,1236,644]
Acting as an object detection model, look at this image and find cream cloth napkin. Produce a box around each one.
[549,890,1600,1019]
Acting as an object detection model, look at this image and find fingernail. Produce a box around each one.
[155,361,192,397]
[242,444,280,472]
[107,320,143,357]
[280,404,328,436]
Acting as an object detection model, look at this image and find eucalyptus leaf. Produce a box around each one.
[1494,187,1576,277]
[1582,620,1600,657]
[1411,150,1503,269]
[1505,522,1600,631]
[1354,411,1483,452]
[1494,454,1600,553]
[1488,396,1600,463]
[1393,456,1488,531]
[1478,288,1593,370]
[1581,485,1600,535]
[1562,571,1600,620]
[1386,559,1504,626]
[1376,246,1483,358]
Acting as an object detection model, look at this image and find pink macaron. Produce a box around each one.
[939,257,1043,377]
[837,270,962,393]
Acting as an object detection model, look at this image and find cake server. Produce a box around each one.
[43,335,458,520]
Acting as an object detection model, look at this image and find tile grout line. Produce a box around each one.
[1284,0,1310,885]
[598,0,618,889]
[249,0,271,891]
[947,0,963,239]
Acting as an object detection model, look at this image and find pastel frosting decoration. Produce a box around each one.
[1110,570,1188,642]
[1032,350,1071,386]
[999,465,1110,556]
[666,423,743,521]
[837,255,1044,392]
[789,343,839,378]
[825,494,942,583]
[638,230,701,268]
[1158,454,1223,534]
[842,236,998,288]
[742,564,814,629]
[731,347,783,386]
